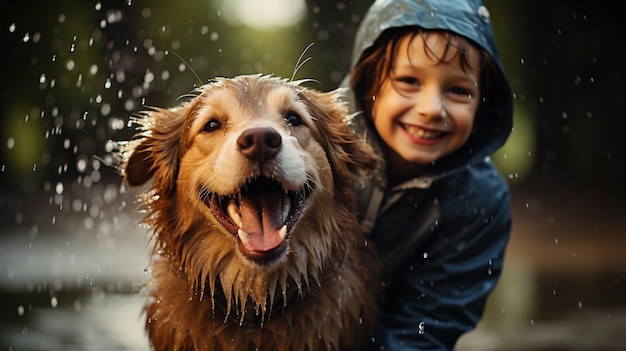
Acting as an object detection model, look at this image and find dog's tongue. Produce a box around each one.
[238,184,286,252]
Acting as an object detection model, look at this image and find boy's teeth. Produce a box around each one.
[406,125,443,139]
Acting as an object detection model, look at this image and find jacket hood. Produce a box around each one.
[346,0,513,178]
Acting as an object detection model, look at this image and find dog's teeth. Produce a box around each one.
[238,229,250,245]
[227,199,243,228]
[278,225,287,240]
[282,195,291,221]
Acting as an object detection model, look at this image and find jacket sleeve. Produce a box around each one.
[371,177,512,350]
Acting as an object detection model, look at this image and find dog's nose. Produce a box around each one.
[237,126,282,163]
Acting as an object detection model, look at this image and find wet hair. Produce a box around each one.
[350,26,496,126]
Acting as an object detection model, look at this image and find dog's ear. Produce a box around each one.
[124,139,155,186]
[300,88,379,192]
[121,106,189,198]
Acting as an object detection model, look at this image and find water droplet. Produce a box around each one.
[51,297,58,308]
[17,305,25,316]
[55,182,64,194]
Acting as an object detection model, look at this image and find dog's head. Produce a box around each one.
[120,74,377,272]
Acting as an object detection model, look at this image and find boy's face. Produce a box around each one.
[371,33,481,166]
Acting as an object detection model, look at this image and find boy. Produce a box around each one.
[341,0,513,349]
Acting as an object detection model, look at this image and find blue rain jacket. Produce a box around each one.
[340,0,514,349]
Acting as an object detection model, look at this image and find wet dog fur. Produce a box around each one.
[119,75,379,350]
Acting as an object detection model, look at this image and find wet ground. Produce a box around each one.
[1,187,625,350]
[0,220,151,351]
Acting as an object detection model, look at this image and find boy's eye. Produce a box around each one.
[449,86,475,99]
[450,87,469,96]
[396,76,419,86]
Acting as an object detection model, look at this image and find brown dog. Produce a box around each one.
[119,75,380,350]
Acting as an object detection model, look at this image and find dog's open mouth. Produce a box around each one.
[201,177,309,262]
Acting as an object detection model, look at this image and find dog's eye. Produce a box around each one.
[285,112,302,126]
[203,119,221,132]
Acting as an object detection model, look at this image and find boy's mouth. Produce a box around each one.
[402,123,447,140]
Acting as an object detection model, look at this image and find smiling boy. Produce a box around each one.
[341,0,514,349]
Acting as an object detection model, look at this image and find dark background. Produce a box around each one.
[1,1,625,349]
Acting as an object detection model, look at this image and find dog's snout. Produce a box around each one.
[237,126,282,163]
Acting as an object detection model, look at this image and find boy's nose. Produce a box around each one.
[415,89,445,118]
